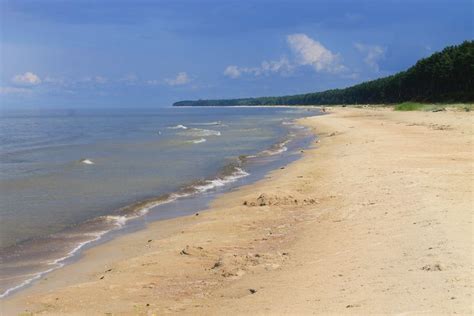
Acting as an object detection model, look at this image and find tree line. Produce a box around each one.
[174,41,474,106]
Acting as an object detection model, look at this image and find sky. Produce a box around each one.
[0,0,472,109]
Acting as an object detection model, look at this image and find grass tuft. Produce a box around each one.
[394,102,429,111]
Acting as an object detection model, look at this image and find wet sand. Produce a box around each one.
[2,107,473,315]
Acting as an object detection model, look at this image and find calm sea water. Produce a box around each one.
[0,106,319,297]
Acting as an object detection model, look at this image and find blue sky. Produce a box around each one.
[0,0,472,108]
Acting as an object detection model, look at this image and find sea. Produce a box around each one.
[0,106,321,297]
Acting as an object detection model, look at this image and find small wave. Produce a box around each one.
[282,120,306,130]
[190,121,222,126]
[79,158,94,165]
[105,215,128,227]
[49,230,108,266]
[193,167,249,193]
[168,124,188,130]
[183,128,221,137]
[193,128,221,137]
[259,139,290,156]
[266,146,288,155]
[189,138,207,144]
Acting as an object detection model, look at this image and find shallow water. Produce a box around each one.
[0,106,320,297]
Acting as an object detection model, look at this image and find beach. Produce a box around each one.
[2,107,473,315]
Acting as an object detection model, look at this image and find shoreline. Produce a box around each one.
[2,107,473,315]
[0,116,316,300]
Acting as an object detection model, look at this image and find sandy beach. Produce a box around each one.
[2,107,472,315]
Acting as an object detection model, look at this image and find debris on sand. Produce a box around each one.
[211,260,223,270]
[180,247,191,255]
[421,263,444,271]
[243,193,318,207]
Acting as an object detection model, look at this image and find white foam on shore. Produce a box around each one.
[263,145,288,155]
[1,112,314,299]
[105,215,128,227]
[0,229,108,299]
[0,164,252,298]
[0,266,57,299]
[0,205,165,298]
[1,130,304,299]
[260,139,290,156]
[194,167,250,193]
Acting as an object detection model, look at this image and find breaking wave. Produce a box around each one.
[189,138,207,144]
[182,128,221,137]
[168,124,188,130]
[189,121,222,126]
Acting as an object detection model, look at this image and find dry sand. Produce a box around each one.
[2,107,473,315]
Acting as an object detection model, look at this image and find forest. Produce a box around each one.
[174,41,473,107]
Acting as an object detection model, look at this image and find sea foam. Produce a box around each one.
[168,124,188,130]
[190,138,207,144]
[188,128,221,137]
[79,158,94,165]
[193,167,249,193]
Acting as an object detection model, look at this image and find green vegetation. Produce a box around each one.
[393,102,473,111]
[174,41,474,107]
[394,102,434,111]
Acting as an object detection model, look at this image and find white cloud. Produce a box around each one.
[225,34,347,79]
[146,79,161,85]
[224,65,242,78]
[80,76,108,84]
[354,43,385,72]
[287,33,345,73]
[119,74,138,84]
[0,86,32,95]
[165,72,191,86]
[224,57,293,79]
[258,57,293,75]
[43,76,66,85]
[12,72,41,85]
[341,72,360,80]
[93,76,108,84]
